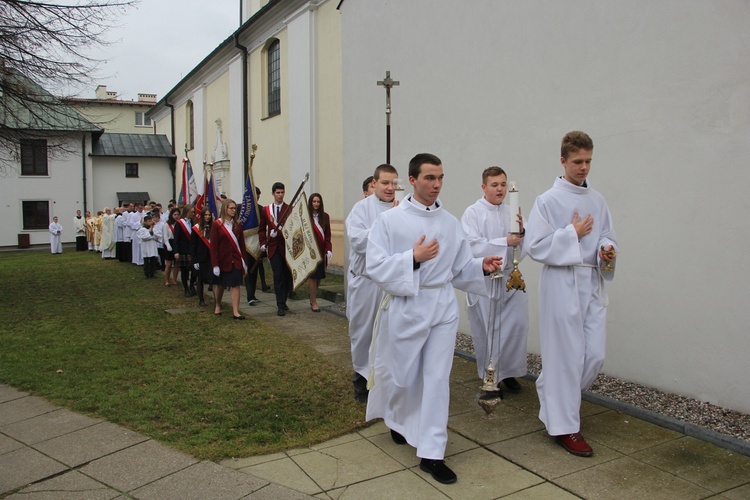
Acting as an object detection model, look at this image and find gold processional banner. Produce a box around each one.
[283,193,322,291]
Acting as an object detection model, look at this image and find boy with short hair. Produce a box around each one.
[525,131,617,457]
[137,213,161,279]
[365,153,503,484]
[461,166,529,395]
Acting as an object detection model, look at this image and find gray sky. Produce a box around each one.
[80,0,241,101]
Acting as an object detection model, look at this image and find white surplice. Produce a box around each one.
[49,222,63,254]
[100,214,116,258]
[344,194,394,378]
[525,176,617,436]
[130,211,145,265]
[461,197,529,382]
[365,195,488,460]
[136,226,161,258]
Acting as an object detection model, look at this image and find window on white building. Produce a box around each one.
[135,112,152,127]
[267,39,280,117]
[125,163,139,178]
[22,200,49,230]
[20,139,48,176]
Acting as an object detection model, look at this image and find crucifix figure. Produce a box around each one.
[377,71,399,164]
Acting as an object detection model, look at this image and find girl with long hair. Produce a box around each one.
[210,199,248,319]
[308,193,332,312]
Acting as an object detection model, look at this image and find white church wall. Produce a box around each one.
[341,0,750,413]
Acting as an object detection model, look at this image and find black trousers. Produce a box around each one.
[75,236,87,251]
[269,251,291,308]
[143,256,158,278]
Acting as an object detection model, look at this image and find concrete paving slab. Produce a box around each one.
[502,482,580,499]
[721,482,750,499]
[242,482,316,499]
[219,452,287,470]
[291,438,403,490]
[366,431,421,469]
[6,470,119,499]
[499,382,543,416]
[448,382,484,417]
[583,410,683,455]
[0,408,101,445]
[130,460,270,499]
[239,456,322,495]
[487,429,623,480]
[449,358,479,385]
[553,456,713,499]
[33,421,149,467]
[631,435,750,493]
[308,432,360,451]
[325,470,445,500]
[80,439,199,492]
[355,420,387,439]
[448,406,545,446]
[0,396,59,426]
[418,447,543,499]
[0,446,68,495]
[0,432,24,455]
[0,384,28,403]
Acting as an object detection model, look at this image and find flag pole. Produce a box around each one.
[274,172,310,230]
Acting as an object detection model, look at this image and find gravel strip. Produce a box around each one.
[456,332,750,443]
[337,301,749,443]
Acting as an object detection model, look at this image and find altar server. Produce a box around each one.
[345,164,398,402]
[366,153,502,485]
[525,131,617,457]
[461,166,528,395]
[49,216,63,254]
[136,213,161,278]
[100,207,116,259]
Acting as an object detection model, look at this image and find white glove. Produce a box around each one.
[194,263,200,270]
[326,251,332,261]
[261,245,267,252]
[213,266,220,277]
[277,224,283,231]
[270,229,278,238]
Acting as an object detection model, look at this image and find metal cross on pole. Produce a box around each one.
[377,71,399,165]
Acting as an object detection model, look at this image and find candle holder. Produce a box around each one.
[506,244,526,292]
[393,177,405,202]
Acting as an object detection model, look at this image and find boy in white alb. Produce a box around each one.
[525,131,617,457]
[461,166,529,395]
[345,164,398,402]
[366,153,503,485]
[137,213,161,279]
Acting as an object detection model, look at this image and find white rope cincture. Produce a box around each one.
[573,263,609,307]
[366,282,449,390]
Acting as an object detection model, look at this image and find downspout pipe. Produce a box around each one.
[81,134,87,215]
[165,97,177,201]
[234,33,249,177]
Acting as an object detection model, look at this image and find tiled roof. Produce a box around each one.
[91,133,175,158]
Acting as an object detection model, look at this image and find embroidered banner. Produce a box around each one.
[283,192,321,291]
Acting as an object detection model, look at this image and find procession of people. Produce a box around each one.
[48,130,616,486]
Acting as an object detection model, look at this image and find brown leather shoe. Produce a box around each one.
[555,433,593,457]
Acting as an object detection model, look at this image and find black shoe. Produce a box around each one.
[502,377,522,394]
[248,298,260,306]
[277,308,286,316]
[233,315,245,320]
[261,285,271,292]
[419,459,457,484]
[390,430,406,445]
[282,304,289,311]
[199,300,206,307]
[184,290,191,297]
[352,373,368,402]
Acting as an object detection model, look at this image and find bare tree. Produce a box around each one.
[0,0,136,173]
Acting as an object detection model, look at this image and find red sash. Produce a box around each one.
[178,219,192,235]
[192,224,210,248]
[217,220,248,273]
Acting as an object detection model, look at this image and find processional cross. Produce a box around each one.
[377,71,399,164]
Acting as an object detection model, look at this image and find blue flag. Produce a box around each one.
[239,170,260,258]
[205,171,220,220]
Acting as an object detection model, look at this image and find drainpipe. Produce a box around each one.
[81,134,88,214]
[234,33,249,177]
[165,97,177,200]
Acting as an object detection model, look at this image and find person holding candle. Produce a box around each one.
[365,153,503,484]
[345,164,399,403]
[461,166,529,395]
[525,131,617,458]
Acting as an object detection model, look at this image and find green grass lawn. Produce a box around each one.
[0,250,365,460]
